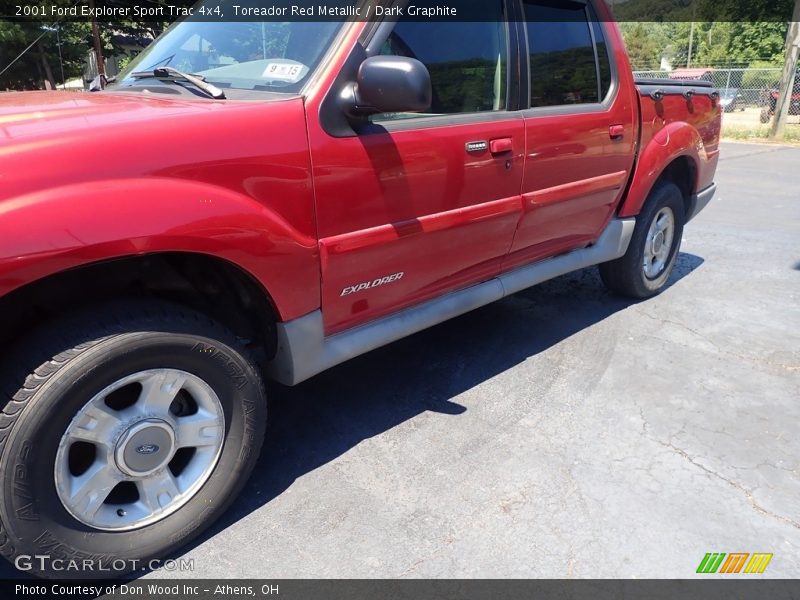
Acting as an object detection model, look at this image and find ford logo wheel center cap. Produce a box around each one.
[114,419,176,476]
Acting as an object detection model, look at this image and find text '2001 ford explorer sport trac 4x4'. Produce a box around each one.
[0,0,719,577]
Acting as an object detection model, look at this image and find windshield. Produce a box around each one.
[116,18,343,94]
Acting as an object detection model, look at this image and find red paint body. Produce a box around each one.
[0,13,720,336]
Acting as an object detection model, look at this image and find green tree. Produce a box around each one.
[619,20,789,71]
[0,0,195,90]
[619,23,665,69]
[0,17,90,89]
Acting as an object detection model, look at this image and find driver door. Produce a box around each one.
[307,6,525,334]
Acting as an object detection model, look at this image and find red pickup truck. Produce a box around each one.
[0,1,719,577]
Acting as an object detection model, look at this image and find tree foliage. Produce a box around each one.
[612,0,794,22]
[620,21,789,70]
[615,0,793,70]
[0,11,90,90]
[0,0,195,90]
[0,0,796,90]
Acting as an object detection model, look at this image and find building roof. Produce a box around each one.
[669,68,713,80]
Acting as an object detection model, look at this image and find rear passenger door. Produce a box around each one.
[507,0,637,270]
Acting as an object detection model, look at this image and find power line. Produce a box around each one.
[0,31,50,80]
[56,24,67,89]
[0,0,83,82]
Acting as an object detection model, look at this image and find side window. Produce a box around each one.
[373,2,508,120]
[524,0,608,108]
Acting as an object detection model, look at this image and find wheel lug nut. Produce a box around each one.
[117,509,127,517]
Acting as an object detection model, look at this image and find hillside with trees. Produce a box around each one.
[614,0,793,70]
[619,21,789,70]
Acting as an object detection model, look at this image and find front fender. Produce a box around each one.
[0,178,319,320]
[619,120,717,218]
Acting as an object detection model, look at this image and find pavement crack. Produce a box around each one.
[633,308,721,349]
[634,308,799,372]
[654,438,800,531]
[718,146,790,161]
[395,534,456,578]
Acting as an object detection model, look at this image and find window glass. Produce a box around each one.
[117,19,340,93]
[374,1,507,120]
[524,0,599,107]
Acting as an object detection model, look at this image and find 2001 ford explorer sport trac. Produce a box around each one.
[0,0,720,577]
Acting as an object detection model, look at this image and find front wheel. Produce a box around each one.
[0,302,266,578]
[599,181,685,299]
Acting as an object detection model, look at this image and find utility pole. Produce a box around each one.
[89,0,106,88]
[686,2,697,68]
[770,0,800,140]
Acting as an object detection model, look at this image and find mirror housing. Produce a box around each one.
[351,56,432,116]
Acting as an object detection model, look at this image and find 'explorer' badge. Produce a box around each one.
[341,272,405,297]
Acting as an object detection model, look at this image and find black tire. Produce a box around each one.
[0,301,266,579]
[599,181,685,299]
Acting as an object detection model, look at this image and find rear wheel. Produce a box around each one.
[599,181,685,299]
[0,302,266,578]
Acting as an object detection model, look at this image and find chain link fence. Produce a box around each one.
[634,68,800,132]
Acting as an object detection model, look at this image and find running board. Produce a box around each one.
[267,218,636,385]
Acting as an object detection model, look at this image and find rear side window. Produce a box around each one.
[524,0,610,108]
[374,1,508,119]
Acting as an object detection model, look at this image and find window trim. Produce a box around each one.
[301,20,360,97]
[519,0,619,116]
[361,110,525,134]
[586,7,604,102]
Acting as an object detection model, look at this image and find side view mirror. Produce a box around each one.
[351,56,432,115]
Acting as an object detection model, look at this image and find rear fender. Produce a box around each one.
[619,121,708,217]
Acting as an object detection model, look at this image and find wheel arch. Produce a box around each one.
[654,155,696,218]
[0,177,321,327]
[619,123,704,219]
[0,252,281,362]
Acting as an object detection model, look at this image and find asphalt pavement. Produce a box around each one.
[4,142,799,579]
[154,141,800,579]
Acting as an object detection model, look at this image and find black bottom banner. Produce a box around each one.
[4,579,800,600]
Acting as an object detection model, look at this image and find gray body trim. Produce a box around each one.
[267,218,635,386]
[686,183,717,222]
[499,217,635,296]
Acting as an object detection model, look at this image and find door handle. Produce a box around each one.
[490,137,513,155]
[609,125,625,140]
